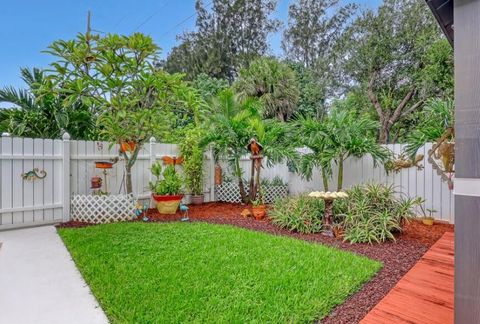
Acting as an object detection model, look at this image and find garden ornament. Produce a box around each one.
[308,191,349,237]
[180,204,189,222]
[21,168,47,181]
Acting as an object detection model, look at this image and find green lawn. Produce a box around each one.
[58,222,381,323]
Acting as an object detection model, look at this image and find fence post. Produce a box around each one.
[208,146,215,202]
[62,132,71,222]
[149,137,156,207]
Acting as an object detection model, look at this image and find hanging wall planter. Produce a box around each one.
[120,141,136,153]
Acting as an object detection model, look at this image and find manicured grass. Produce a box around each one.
[58,222,381,323]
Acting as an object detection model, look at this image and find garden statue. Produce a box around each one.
[308,191,348,237]
[180,204,189,222]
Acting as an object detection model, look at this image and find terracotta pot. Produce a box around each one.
[422,218,434,226]
[191,194,204,205]
[152,194,183,214]
[120,141,136,153]
[332,226,344,238]
[252,205,266,220]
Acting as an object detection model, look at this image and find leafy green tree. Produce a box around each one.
[234,57,300,122]
[43,33,199,194]
[165,0,280,81]
[282,0,356,69]
[297,109,389,191]
[343,0,446,144]
[191,73,229,100]
[289,63,326,119]
[0,67,96,139]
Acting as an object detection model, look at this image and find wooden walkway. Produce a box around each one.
[361,232,454,324]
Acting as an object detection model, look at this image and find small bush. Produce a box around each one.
[269,195,324,234]
[336,183,422,244]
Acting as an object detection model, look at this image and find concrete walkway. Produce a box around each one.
[0,226,108,324]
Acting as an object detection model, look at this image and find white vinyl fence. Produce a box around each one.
[0,133,215,230]
[0,133,453,230]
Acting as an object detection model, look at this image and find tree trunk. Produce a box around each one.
[321,168,329,192]
[124,145,141,195]
[125,162,133,194]
[234,158,249,203]
[253,157,262,201]
[337,159,344,191]
[249,158,255,201]
[378,124,390,144]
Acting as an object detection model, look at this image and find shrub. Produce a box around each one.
[269,195,324,234]
[336,183,422,244]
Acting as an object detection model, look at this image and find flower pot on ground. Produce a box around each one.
[252,197,266,220]
[149,162,183,215]
[421,208,437,226]
[152,194,184,214]
[191,194,205,205]
[422,217,434,226]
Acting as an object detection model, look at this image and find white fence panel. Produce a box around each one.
[0,134,65,230]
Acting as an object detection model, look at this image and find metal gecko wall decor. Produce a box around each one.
[21,168,47,181]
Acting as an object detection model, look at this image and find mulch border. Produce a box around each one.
[57,202,454,324]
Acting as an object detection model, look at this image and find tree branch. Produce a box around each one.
[367,74,384,122]
[389,88,416,124]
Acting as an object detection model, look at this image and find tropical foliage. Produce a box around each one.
[0,68,96,139]
[234,57,300,121]
[270,195,325,233]
[335,184,422,243]
[296,109,390,191]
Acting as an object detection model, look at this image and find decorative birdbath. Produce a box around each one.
[308,191,348,237]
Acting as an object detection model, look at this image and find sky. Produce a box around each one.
[0,0,381,91]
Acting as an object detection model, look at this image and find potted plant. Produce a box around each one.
[149,162,183,214]
[251,196,266,220]
[180,128,205,205]
[423,208,436,226]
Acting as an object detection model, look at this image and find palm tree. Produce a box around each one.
[0,67,96,139]
[207,89,298,203]
[234,57,300,122]
[206,89,262,203]
[297,109,390,191]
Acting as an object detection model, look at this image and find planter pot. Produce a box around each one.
[152,194,183,214]
[120,141,136,153]
[252,205,266,220]
[191,194,204,205]
[422,218,434,226]
[332,226,344,238]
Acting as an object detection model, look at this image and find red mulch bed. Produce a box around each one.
[60,202,454,323]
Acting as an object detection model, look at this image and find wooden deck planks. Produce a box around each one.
[361,232,454,324]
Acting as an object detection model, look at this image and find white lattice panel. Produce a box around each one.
[71,194,136,224]
[215,183,288,203]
